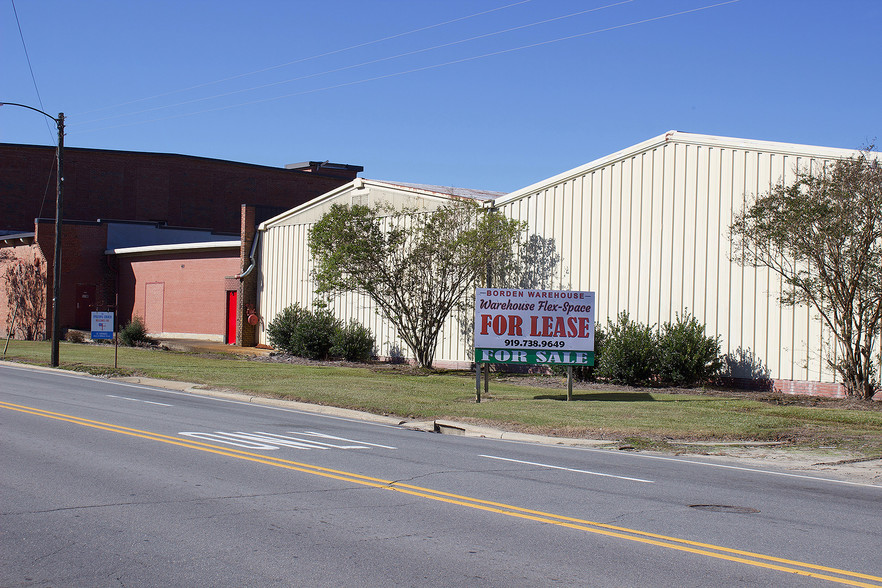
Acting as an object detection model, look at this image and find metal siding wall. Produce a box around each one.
[693,146,710,324]
[706,148,722,352]
[727,151,743,356]
[625,157,640,317]
[765,154,784,379]
[609,161,624,318]
[259,211,474,365]
[569,178,582,288]
[670,143,687,323]
[637,152,654,324]
[593,169,608,319]
[496,139,841,384]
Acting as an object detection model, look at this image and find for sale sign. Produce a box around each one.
[474,289,595,365]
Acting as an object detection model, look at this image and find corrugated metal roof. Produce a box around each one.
[374,181,504,201]
[260,178,504,229]
[105,221,238,250]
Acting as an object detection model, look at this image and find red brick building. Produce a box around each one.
[0,143,362,343]
[114,242,242,342]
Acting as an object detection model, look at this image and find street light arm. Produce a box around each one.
[0,101,60,123]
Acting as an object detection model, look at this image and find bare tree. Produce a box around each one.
[1,251,47,340]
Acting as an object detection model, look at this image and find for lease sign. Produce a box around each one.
[474,289,595,365]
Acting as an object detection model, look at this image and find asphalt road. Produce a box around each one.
[2,363,881,587]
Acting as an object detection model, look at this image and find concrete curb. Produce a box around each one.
[402,419,611,446]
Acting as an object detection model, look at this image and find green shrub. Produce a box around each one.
[331,320,375,362]
[289,308,340,360]
[267,305,376,362]
[596,311,657,385]
[65,329,85,343]
[657,311,722,386]
[119,316,156,347]
[266,304,309,352]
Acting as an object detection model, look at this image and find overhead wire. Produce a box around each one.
[7,0,57,219]
[73,0,535,117]
[73,0,741,135]
[8,0,54,143]
[72,0,634,128]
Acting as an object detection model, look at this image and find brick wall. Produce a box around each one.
[1,144,359,234]
[35,220,111,333]
[237,204,258,347]
[117,249,239,339]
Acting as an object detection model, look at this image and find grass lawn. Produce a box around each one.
[3,340,882,456]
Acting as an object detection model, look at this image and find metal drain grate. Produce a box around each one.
[689,504,760,514]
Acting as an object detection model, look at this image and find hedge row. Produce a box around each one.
[562,311,722,387]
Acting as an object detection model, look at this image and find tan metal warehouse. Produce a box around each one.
[257,179,501,364]
[257,132,870,395]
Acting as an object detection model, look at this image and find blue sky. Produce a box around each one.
[2,0,880,193]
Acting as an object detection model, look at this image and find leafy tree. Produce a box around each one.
[309,201,522,368]
[493,233,563,291]
[459,233,565,360]
[731,149,882,400]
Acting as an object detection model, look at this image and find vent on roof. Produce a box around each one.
[285,161,364,180]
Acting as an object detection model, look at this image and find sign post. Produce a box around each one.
[474,288,595,401]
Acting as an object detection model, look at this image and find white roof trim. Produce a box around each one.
[259,178,475,230]
[106,240,240,256]
[493,131,865,207]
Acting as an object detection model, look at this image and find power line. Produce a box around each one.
[72,0,634,128]
[73,0,535,117]
[9,0,54,143]
[74,0,741,135]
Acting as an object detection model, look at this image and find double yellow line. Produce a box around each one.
[3,399,881,587]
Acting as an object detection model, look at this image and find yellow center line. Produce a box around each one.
[3,400,881,587]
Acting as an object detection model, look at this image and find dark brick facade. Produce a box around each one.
[1,143,361,233]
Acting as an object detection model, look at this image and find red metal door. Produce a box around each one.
[226,290,237,344]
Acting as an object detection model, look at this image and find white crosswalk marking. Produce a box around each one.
[178,430,397,451]
[297,432,397,449]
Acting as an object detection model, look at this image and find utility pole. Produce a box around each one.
[0,103,64,366]
[50,113,64,367]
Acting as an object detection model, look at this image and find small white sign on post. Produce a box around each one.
[91,311,114,340]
